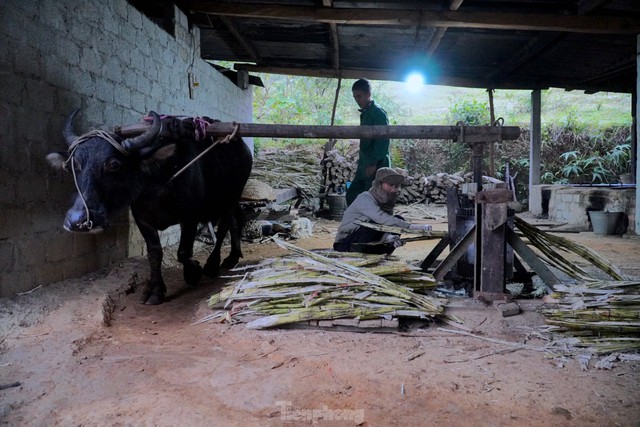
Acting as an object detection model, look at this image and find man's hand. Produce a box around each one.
[366,165,377,177]
[409,224,433,232]
[382,233,405,248]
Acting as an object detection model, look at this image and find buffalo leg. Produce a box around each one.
[203,219,225,278]
[177,222,202,285]
[134,217,167,305]
[221,205,245,268]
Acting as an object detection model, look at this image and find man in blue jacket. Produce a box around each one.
[346,79,391,206]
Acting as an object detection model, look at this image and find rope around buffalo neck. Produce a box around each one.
[64,130,127,230]
[168,123,240,182]
[62,124,240,227]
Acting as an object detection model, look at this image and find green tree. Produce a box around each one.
[252,75,406,150]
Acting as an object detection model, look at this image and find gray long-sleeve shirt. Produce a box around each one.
[334,191,410,244]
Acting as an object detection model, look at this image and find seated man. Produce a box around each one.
[333,167,432,254]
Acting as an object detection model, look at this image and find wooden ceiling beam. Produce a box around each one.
[189,3,640,34]
[578,0,611,15]
[425,0,464,57]
[322,0,340,71]
[219,16,261,61]
[485,32,564,84]
[486,0,618,85]
[232,63,554,91]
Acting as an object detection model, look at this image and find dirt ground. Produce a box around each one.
[1,207,639,426]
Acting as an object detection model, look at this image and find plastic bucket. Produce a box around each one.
[326,193,347,221]
[589,211,622,235]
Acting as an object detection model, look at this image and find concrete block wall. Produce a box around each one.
[0,0,253,296]
[547,187,636,233]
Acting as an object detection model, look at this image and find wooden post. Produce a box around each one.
[475,188,513,300]
[321,77,343,205]
[487,88,496,176]
[472,142,484,294]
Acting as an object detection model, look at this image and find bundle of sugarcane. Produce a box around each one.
[353,220,447,240]
[514,216,628,282]
[251,148,323,199]
[206,238,456,329]
[542,280,640,353]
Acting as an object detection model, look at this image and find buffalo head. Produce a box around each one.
[47,110,171,232]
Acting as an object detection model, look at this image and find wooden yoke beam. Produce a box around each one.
[117,121,520,142]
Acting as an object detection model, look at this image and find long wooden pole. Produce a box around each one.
[117,122,520,141]
[487,88,496,176]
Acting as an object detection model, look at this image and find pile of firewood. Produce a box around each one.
[321,149,473,205]
[420,172,472,204]
[321,149,356,193]
[262,147,480,206]
[397,172,472,204]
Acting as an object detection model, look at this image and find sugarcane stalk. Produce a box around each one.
[246,306,398,329]
[272,237,445,313]
[543,308,640,321]
[515,216,628,281]
[354,220,447,238]
[545,318,639,333]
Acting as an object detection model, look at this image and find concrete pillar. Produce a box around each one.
[529,89,542,195]
[635,35,640,234]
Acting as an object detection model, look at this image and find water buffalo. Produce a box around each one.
[47,110,253,305]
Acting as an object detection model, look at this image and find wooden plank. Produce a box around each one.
[118,121,520,141]
[274,188,299,203]
[476,188,513,204]
[419,235,451,271]
[433,225,475,282]
[479,203,506,294]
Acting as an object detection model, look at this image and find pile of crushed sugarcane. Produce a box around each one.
[515,216,628,282]
[205,238,458,329]
[542,280,640,354]
[516,217,639,354]
[250,148,322,199]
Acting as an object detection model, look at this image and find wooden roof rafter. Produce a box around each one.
[186,0,640,93]
[484,0,617,88]
[190,3,640,34]
[425,0,465,58]
[322,0,340,72]
[219,15,261,62]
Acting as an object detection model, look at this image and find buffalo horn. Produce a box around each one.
[121,111,162,152]
[63,109,81,146]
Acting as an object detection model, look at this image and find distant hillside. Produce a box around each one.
[379,83,632,129]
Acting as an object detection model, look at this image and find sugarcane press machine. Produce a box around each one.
[419,136,560,302]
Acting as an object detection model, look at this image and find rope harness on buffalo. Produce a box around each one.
[168,122,239,182]
[64,130,128,231]
[63,119,240,229]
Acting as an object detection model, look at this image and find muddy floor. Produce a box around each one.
[1,208,639,426]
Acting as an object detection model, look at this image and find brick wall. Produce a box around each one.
[0,0,253,296]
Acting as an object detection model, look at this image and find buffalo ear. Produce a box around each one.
[46,152,68,170]
[140,144,177,175]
